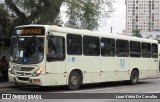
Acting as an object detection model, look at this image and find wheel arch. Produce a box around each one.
[130,68,139,85]
[68,68,83,85]
[131,68,139,76]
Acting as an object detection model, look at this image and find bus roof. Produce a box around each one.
[16,24,158,43]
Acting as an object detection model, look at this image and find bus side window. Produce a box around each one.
[152,44,158,58]
[83,36,100,56]
[101,38,115,56]
[116,40,129,57]
[48,37,56,55]
[142,42,151,58]
[130,41,141,57]
[47,35,65,61]
[67,34,82,55]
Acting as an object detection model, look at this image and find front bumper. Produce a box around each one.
[8,73,46,86]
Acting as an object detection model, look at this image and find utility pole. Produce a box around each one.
[111,10,113,34]
[111,26,112,34]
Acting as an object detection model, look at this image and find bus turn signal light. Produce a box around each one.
[32,79,40,84]
[32,67,44,77]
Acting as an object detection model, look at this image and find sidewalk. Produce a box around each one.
[0,75,14,88]
[0,82,14,88]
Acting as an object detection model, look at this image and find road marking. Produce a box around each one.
[62,88,113,93]
[148,91,160,93]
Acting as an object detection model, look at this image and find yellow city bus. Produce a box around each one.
[8,25,159,90]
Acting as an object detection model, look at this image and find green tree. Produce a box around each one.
[0,3,14,36]
[132,29,142,38]
[65,0,100,30]
[2,0,114,36]
[65,0,114,30]
[5,0,64,25]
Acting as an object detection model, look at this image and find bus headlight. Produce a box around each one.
[8,67,14,74]
[32,67,44,77]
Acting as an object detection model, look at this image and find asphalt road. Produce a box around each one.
[0,78,160,102]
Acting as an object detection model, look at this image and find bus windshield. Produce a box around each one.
[10,37,44,64]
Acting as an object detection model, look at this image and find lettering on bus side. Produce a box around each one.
[120,59,125,68]
[67,57,76,62]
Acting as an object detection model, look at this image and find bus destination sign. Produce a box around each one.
[14,27,45,36]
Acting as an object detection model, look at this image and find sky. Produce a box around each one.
[99,0,126,34]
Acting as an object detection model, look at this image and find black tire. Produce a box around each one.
[14,82,22,88]
[14,82,19,86]
[130,70,139,85]
[68,71,81,90]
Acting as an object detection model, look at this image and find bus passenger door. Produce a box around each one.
[45,35,66,86]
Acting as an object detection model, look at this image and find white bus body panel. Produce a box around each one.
[66,56,101,84]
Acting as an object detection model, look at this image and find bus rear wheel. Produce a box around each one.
[130,70,139,85]
[68,71,81,90]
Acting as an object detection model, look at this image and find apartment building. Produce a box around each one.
[126,0,160,36]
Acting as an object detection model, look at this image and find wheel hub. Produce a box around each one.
[71,76,78,86]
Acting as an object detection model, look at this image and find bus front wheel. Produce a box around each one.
[68,71,81,90]
[130,70,139,85]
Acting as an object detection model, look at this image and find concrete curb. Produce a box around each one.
[0,82,14,88]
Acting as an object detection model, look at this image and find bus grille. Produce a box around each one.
[16,72,32,76]
[20,67,34,71]
[17,77,30,81]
